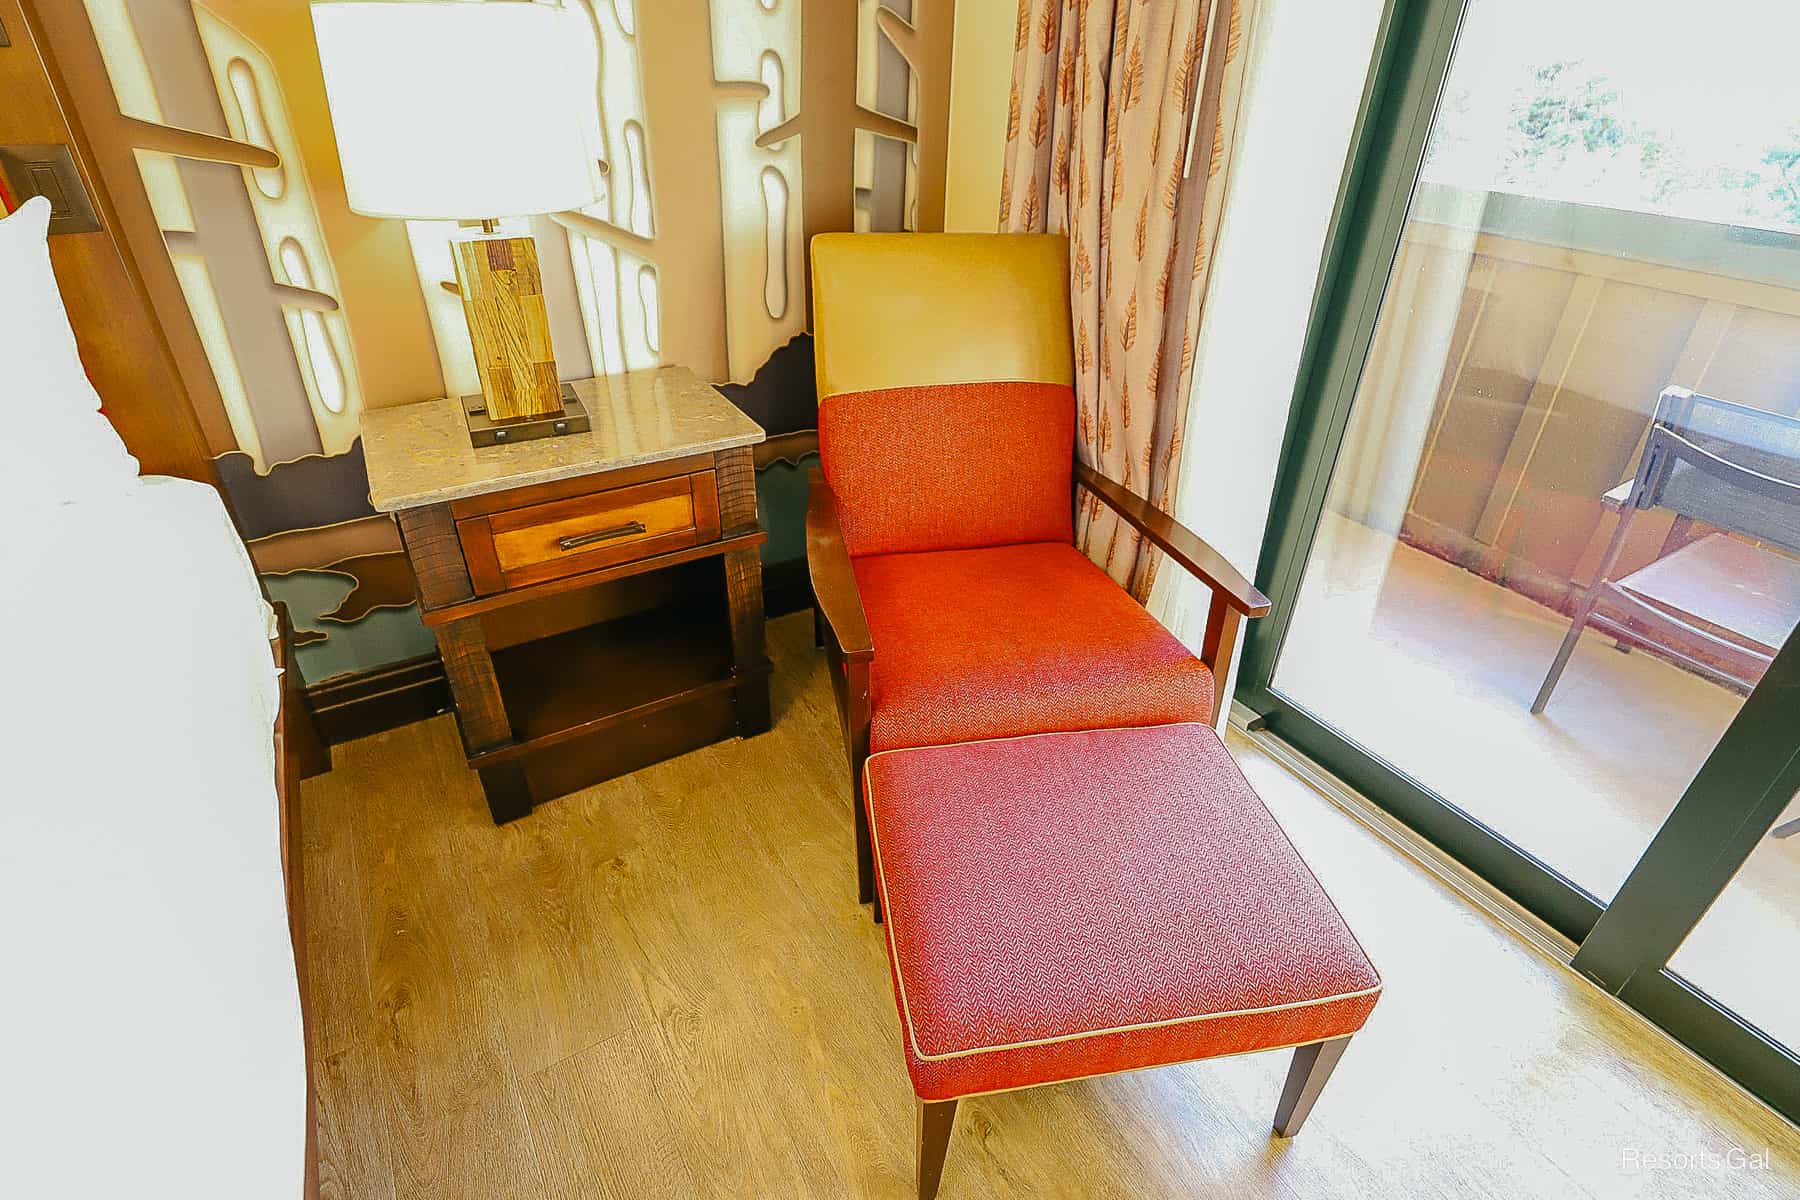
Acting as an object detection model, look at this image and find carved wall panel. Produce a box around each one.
[52,0,958,683]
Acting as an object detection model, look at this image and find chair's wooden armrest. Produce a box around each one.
[1075,461,1271,617]
[806,469,874,662]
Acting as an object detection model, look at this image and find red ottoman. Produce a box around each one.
[865,723,1381,1198]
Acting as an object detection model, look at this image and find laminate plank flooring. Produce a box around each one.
[303,611,1800,1198]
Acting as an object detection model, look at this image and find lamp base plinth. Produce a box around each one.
[462,383,589,448]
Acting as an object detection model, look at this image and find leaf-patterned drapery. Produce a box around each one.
[1001,0,1253,599]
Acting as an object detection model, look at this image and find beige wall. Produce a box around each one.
[1156,0,1388,707]
[943,0,1012,233]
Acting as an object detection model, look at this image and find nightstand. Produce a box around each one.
[363,366,771,823]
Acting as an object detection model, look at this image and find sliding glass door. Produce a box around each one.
[1238,0,1800,1120]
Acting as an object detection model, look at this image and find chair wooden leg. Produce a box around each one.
[845,659,874,908]
[1273,1036,1351,1137]
[917,1098,958,1200]
[860,771,884,923]
[852,763,876,908]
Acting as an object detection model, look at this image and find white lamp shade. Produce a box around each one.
[312,1,603,220]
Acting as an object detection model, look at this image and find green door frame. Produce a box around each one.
[1234,0,1603,943]
[1573,628,1800,1119]
[1233,0,1800,1123]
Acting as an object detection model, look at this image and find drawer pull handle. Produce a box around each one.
[558,521,646,551]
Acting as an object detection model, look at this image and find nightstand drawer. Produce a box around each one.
[458,472,722,594]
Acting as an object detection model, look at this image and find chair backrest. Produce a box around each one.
[810,233,1076,558]
[1641,388,1800,556]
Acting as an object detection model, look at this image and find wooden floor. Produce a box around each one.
[303,612,1800,1199]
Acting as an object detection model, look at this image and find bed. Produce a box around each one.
[0,200,317,1194]
[0,475,315,1197]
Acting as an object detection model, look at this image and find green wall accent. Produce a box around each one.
[756,452,818,567]
[263,570,436,685]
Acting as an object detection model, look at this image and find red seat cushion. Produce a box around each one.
[819,381,1075,557]
[866,723,1382,1101]
[853,542,1214,753]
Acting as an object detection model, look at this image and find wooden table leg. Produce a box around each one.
[399,502,533,823]
[724,544,772,736]
[435,617,531,824]
[718,448,772,737]
[476,763,533,824]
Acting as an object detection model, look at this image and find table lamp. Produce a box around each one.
[312,0,603,447]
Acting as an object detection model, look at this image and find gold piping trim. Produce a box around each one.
[921,1032,1356,1103]
[866,719,1219,765]
[866,723,1383,1066]
[817,378,1077,407]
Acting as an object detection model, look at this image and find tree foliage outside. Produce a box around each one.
[1761,141,1800,226]
[1425,60,1800,231]
[1505,62,1627,169]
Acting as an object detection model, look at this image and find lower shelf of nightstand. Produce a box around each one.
[492,597,733,744]
[508,687,746,803]
[467,590,771,803]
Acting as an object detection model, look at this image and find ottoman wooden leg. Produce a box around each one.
[917,1098,959,1200]
[1273,1036,1351,1137]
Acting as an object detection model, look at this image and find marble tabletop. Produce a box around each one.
[360,365,766,511]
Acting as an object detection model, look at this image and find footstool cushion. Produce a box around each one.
[865,723,1381,1101]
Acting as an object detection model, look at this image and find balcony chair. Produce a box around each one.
[1533,387,1800,715]
[805,232,1271,909]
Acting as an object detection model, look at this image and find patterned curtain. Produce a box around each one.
[1001,0,1254,599]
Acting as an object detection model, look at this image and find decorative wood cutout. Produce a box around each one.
[316,551,419,624]
[63,1,366,468]
[215,438,377,541]
[715,333,817,439]
[245,513,402,577]
[755,430,821,472]
[49,0,957,685]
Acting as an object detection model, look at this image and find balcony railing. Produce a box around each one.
[1336,184,1800,647]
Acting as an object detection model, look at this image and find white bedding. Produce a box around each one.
[0,476,305,1199]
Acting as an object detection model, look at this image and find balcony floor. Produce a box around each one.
[1276,511,1800,1051]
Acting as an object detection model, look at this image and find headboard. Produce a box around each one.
[0,0,214,483]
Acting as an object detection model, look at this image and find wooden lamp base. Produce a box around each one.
[451,225,585,446]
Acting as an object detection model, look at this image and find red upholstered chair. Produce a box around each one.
[806,233,1271,909]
